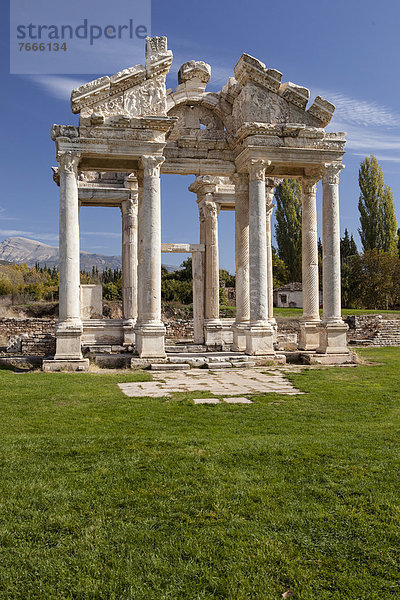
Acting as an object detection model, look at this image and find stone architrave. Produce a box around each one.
[121,173,138,346]
[318,163,349,355]
[135,155,166,358]
[245,160,274,356]
[43,151,89,371]
[232,173,250,351]
[299,176,321,350]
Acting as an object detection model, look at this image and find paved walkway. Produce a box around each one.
[118,368,303,398]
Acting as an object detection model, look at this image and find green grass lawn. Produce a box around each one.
[0,349,399,599]
[274,307,400,319]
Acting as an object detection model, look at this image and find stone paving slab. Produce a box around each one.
[118,368,303,398]
[223,397,253,404]
[193,398,253,405]
[193,398,220,405]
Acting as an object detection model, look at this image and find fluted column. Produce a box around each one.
[203,196,220,322]
[245,160,274,356]
[299,176,320,350]
[193,200,206,344]
[54,151,84,362]
[121,174,138,346]
[232,173,250,350]
[265,179,277,340]
[196,195,223,346]
[318,163,349,355]
[192,250,204,344]
[135,155,166,358]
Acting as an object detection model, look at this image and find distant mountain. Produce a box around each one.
[0,237,179,273]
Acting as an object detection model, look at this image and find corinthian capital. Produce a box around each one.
[141,155,165,178]
[57,151,81,175]
[322,163,344,185]
[302,176,319,195]
[248,159,272,182]
[121,197,138,217]
[200,195,219,220]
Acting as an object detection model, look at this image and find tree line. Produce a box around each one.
[273,155,400,309]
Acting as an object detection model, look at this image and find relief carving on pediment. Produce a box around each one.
[124,75,167,116]
[81,75,167,118]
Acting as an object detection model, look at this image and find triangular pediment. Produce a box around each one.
[70,36,172,119]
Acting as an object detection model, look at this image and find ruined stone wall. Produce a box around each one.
[0,318,56,356]
[1,314,400,355]
[165,318,194,341]
[345,315,400,346]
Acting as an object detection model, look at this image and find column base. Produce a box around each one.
[42,359,89,372]
[245,322,275,356]
[135,323,166,358]
[317,321,349,354]
[232,322,249,351]
[298,320,321,350]
[123,319,136,346]
[204,320,223,347]
[54,320,83,361]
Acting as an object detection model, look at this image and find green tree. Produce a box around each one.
[380,185,398,253]
[274,179,302,281]
[271,247,288,288]
[358,155,397,253]
[340,229,358,308]
[103,282,121,301]
[340,228,358,262]
[347,250,400,309]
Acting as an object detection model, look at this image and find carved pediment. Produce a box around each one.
[70,37,172,120]
[232,52,335,128]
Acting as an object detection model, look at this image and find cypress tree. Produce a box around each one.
[274,179,302,282]
[358,155,397,253]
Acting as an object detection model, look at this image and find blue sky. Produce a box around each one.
[1,0,400,272]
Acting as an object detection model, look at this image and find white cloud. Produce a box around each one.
[314,89,400,161]
[332,122,400,152]
[352,153,400,164]
[0,230,58,243]
[0,229,31,237]
[29,76,87,101]
[318,90,400,128]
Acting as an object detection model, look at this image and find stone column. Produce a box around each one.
[299,176,321,350]
[192,200,206,345]
[245,160,274,356]
[265,179,277,342]
[135,155,166,358]
[202,195,222,346]
[121,174,138,347]
[50,151,88,369]
[232,173,250,351]
[192,250,205,344]
[318,163,349,355]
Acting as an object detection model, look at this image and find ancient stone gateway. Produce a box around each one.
[43,36,349,371]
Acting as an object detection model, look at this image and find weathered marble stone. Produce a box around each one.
[47,36,347,369]
[80,285,103,319]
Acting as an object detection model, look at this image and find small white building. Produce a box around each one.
[274,282,322,309]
